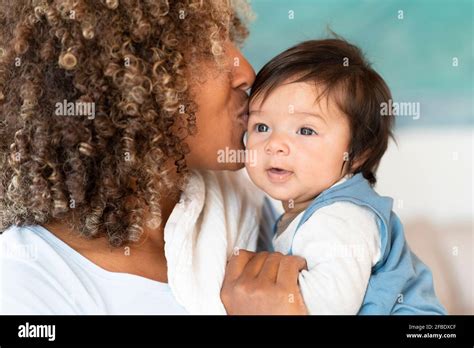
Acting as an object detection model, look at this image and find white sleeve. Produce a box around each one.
[291,201,381,315]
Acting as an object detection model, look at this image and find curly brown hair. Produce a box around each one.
[0,0,250,246]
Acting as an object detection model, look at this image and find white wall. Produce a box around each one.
[376,128,473,224]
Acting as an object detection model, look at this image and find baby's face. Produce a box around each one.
[246,82,351,205]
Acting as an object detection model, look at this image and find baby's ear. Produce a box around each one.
[349,149,371,171]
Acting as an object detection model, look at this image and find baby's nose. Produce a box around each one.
[264,133,290,156]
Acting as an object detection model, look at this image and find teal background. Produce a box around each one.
[242,0,473,128]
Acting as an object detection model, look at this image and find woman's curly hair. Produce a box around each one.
[0,0,250,246]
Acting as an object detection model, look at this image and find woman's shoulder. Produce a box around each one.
[0,225,84,314]
[1,224,52,261]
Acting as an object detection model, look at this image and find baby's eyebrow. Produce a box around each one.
[293,111,327,124]
[249,109,328,124]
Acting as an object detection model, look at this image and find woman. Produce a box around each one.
[0,0,307,314]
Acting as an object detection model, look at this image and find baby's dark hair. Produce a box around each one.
[250,38,395,185]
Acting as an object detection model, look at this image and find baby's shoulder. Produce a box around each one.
[312,201,378,225]
[299,200,381,246]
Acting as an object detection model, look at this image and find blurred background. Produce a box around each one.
[242,0,473,314]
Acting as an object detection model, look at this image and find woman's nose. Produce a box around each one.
[230,47,256,92]
[264,133,290,156]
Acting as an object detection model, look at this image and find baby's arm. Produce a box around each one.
[291,202,381,314]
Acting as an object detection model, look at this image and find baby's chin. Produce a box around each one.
[247,169,300,201]
[260,185,297,202]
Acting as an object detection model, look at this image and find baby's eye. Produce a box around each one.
[297,127,318,136]
[255,123,270,133]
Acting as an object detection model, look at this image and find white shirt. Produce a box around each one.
[272,177,382,315]
[1,224,187,314]
[0,169,268,314]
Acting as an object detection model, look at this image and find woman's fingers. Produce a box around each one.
[239,251,270,279]
[221,251,309,314]
[276,255,307,287]
[224,249,256,283]
[257,252,284,283]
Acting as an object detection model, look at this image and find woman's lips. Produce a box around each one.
[266,167,293,183]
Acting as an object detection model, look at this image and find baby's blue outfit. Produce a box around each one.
[286,173,446,315]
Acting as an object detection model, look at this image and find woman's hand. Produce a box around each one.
[220,250,308,315]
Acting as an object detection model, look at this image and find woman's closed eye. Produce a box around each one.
[297,127,318,136]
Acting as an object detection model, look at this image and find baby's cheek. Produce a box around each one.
[295,152,332,189]
[245,158,262,186]
[295,149,321,174]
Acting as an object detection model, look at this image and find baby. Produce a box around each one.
[244,39,445,314]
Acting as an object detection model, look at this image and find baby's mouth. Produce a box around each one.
[266,167,294,183]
